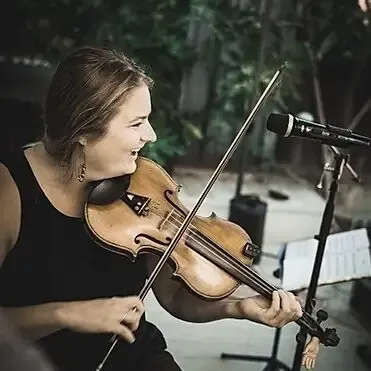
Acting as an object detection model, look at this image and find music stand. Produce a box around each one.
[220,150,368,370]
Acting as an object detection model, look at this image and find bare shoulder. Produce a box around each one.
[0,162,21,264]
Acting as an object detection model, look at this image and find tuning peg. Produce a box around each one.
[296,330,307,343]
[316,309,328,324]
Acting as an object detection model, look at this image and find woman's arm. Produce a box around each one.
[0,163,66,340]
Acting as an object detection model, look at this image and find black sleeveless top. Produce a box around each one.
[0,148,166,371]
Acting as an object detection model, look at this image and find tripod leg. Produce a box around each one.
[220,327,291,370]
[220,327,283,362]
[261,328,292,371]
[269,326,281,360]
[276,359,293,371]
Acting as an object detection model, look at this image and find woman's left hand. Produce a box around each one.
[235,289,303,327]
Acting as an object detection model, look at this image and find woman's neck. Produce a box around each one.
[27,142,91,200]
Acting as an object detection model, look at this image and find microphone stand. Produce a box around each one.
[291,145,360,371]
[220,144,359,371]
[326,145,361,184]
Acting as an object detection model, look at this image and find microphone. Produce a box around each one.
[266,113,371,149]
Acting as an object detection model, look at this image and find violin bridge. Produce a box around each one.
[159,209,175,231]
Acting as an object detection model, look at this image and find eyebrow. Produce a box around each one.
[129,116,147,123]
[129,112,152,123]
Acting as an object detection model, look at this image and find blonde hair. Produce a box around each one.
[42,45,153,179]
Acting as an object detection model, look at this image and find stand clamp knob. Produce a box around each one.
[317,163,334,189]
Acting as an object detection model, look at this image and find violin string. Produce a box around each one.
[147,207,314,330]
[166,213,317,330]
[163,214,314,330]
[163,214,273,295]
[159,210,313,329]
[166,211,278,291]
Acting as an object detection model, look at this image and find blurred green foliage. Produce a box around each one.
[2,0,371,169]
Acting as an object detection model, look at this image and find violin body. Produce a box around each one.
[85,156,259,300]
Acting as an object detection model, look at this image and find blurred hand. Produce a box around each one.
[58,296,144,343]
[358,0,371,12]
[0,309,56,371]
[302,336,320,369]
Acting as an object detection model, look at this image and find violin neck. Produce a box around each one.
[185,230,323,338]
[186,228,277,297]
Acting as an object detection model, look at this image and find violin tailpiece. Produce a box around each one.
[121,192,150,216]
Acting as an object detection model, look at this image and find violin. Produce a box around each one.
[83,65,340,370]
[85,156,340,344]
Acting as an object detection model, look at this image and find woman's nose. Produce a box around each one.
[141,121,157,143]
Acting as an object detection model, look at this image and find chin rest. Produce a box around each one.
[88,175,131,205]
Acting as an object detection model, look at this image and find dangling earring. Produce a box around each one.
[77,163,86,182]
[77,141,87,182]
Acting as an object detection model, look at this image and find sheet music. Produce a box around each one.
[281,228,371,291]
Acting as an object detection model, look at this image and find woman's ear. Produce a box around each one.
[78,138,87,146]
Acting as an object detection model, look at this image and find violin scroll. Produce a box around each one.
[323,328,340,347]
[315,309,339,347]
[296,308,339,347]
[299,309,339,369]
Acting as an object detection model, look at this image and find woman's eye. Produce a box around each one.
[132,122,142,127]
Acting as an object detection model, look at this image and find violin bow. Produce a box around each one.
[95,63,286,371]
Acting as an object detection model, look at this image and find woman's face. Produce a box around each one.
[83,84,157,180]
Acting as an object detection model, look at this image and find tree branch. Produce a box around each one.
[347,96,371,131]
[305,41,332,196]
[342,55,368,125]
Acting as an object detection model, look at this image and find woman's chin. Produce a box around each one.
[121,161,138,175]
[95,160,137,180]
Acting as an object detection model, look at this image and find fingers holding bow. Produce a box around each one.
[263,290,303,327]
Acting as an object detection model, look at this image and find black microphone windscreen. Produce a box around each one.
[266,113,289,135]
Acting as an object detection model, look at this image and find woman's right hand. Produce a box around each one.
[57,296,145,344]
[359,0,371,12]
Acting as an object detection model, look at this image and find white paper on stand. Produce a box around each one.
[281,228,371,291]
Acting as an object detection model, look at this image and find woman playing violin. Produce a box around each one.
[0,45,303,371]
